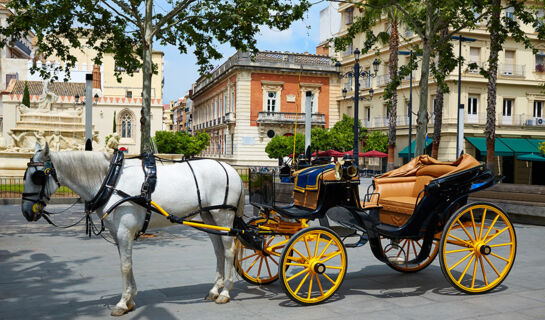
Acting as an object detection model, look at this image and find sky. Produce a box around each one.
[157,2,326,103]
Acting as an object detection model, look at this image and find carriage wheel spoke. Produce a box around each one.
[484,227,509,245]
[448,252,473,271]
[294,272,310,295]
[314,234,320,257]
[257,257,263,279]
[482,214,500,242]
[264,257,272,279]
[320,250,341,263]
[315,273,324,296]
[245,256,259,273]
[322,272,336,285]
[446,248,473,254]
[456,219,475,242]
[287,268,308,282]
[479,208,487,240]
[240,252,258,262]
[470,209,478,240]
[304,236,312,258]
[458,255,475,283]
[471,255,478,288]
[411,241,418,259]
[325,265,343,270]
[489,242,513,248]
[291,247,308,261]
[285,262,306,266]
[490,252,510,263]
[318,239,333,260]
[307,273,313,300]
[448,234,472,247]
[483,255,501,277]
[478,255,488,286]
[415,240,422,248]
[270,257,279,266]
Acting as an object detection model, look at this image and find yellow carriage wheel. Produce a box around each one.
[439,203,516,293]
[279,227,347,305]
[381,237,440,273]
[235,218,289,285]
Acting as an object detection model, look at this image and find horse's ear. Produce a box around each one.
[43,142,50,158]
[34,142,42,153]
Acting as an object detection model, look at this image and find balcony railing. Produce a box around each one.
[225,112,236,123]
[499,64,525,77]
[257,112,326,125]
[372,116,418,128]
[376,74,391,86]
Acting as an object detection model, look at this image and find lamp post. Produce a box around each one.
[452,35,476,158]
[335,49,379,168]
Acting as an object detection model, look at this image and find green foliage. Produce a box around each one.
[113,111,117,133]
[364,131,388,153]
[539,142,545,155]
[329,114,368,151]
[22,82,30,107]
[264,134,305,159]
[310,127,331,151]
[105,134,113,145]
[153,131,210,156]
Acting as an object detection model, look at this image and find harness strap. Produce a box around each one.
[186,161,202,211]
[217,161,230,206]
[87,150,124,211]
[137,153,157,238]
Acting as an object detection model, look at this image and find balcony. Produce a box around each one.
[376,74,391,86]
[466,61,485,74]
[257,112,326,125]
[372,116,417,128]
[499,64,525,77]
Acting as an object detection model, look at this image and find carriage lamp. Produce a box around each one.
[342,87,347,99]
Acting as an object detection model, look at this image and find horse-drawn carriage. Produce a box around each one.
[234,154,516,304]
[21,144,516,313]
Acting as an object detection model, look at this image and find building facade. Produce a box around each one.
[327,1,545,184]
[191,51,340,166]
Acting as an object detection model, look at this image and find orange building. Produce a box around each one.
[191,51,340,166]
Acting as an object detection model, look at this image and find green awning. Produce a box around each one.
[527,139,545,150]
[497,138,537,155]
[517,153,545,162]
[398,138,433,158]
[464,137,513,157]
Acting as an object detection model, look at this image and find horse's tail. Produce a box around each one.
[236,180,245,218]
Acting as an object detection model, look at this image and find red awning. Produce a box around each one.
[312,149,345,157]
[361,150,387,158]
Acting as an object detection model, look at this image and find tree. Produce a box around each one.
[1,0,310,153]
[113,111,117,133]
[22,82,30,107]
[539,142,545,154]
[265,134,304,159]
[153,130,209,156]
[310,127,331,151]
[364,130,388,153]
[329,114,368,152]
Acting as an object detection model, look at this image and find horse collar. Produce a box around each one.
[87,149,125,212]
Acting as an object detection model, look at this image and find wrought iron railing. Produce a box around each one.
[257,112,326,125]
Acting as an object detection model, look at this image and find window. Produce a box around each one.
[305,92,317,113]
[343,41,353,56]
[506,7,514,21]
[223,94,227,114]
[5,74,17,88]
[230,90,235,112]
[534,101,543,118]
[365,107,370,125]
[266,91,277,112]
[345,7,353,25]
[121,112,133,138]
[114,65,126,72]
[365,68,371,88]
[126,91,132,98]
[468,96,478,115]
[503,99,513,116]
[345,75,353,91]
[504,50,515,75]
[537,9,544,30]
[536,53,545,72]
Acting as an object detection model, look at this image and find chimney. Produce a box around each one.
[92,65,101,89]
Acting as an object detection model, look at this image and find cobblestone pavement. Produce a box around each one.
[1,203,544,320]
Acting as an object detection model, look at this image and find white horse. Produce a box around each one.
[21,143,244,316]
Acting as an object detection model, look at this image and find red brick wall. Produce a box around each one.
[250,72,330,128]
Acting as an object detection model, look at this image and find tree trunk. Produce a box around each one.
[431,28,449,160]
[387,18,399,171]
[415,1,433,156]
[486,0,501,173]
[140,0,154,153]
[431,85,443,159]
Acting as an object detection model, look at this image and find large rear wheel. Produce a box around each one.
[439,203,516,293]
[381,237,439,273]
[279,227,347,305]
[235,218,289,285]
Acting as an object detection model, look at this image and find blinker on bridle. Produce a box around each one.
[23,158,60,215]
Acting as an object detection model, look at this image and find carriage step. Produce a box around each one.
[345,235,368,248]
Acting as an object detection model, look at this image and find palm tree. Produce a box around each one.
[386,15,400,171]
[431,28,449,159]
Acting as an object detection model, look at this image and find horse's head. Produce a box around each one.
[21,142,60,222]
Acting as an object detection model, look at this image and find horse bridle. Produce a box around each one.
[22,158,60,215]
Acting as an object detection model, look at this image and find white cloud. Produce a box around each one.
[258,27,295,45]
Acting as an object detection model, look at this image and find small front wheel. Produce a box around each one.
[279,227,347,305]
[439,203,516,294]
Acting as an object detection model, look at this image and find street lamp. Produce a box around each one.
[398,50,422,160]
[452,35,477,158]
[335,49,380,168]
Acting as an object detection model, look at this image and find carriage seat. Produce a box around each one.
[365,163,458,226]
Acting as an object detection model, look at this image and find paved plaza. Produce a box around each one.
[1,203,544,320]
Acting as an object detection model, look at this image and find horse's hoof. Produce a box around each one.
[215,295,230,304]
[204,292,219,301]
[111,307,129,317]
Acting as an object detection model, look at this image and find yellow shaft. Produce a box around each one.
[149,201,234,233]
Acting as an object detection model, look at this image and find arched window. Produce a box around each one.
[119,111,133,138]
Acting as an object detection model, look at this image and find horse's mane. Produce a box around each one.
[50,151,111,198]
